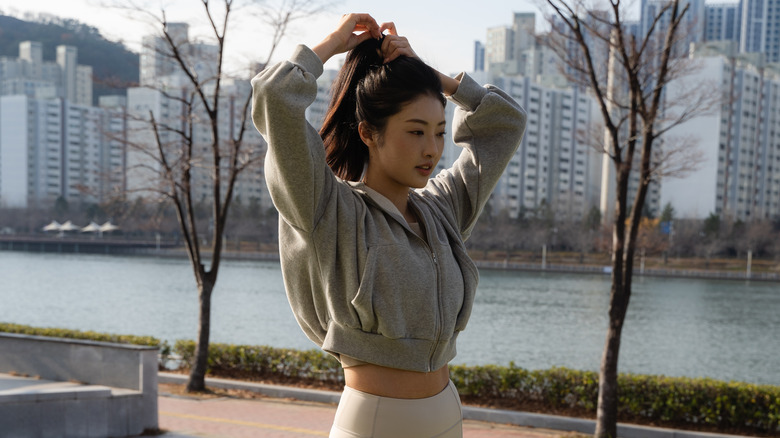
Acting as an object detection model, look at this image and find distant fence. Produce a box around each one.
[0,235,177,255]
[475,260,780,282]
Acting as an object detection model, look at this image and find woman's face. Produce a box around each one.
[361,94,446,197]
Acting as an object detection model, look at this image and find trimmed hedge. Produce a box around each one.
[174,339,343,384]
[449,363,780,434]
[2,323,778,435]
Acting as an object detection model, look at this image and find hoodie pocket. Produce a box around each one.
[351,246,380,334]
[351,244,437,339]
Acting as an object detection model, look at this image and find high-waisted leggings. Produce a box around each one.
[329,380,463,438]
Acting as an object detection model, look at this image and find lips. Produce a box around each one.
[416,163,434,176]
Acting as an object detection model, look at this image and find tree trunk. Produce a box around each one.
[187,278,214,392]
[595,174,632,438]
[595,279,630,438]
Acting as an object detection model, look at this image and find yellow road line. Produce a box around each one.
[160,411,329,437]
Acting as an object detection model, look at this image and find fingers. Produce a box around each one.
[341,13,381,39]
[379,21,397,36]
[380,34,419,63]
[332,16,418,63]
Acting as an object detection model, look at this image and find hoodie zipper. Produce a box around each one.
[428,247,442,372]
[408,200,443,372]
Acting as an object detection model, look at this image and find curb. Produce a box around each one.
[158,373,748,438]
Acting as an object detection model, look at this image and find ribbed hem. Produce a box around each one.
[322,321,456,373]
[290,44,324,78]
[448,72,487,112]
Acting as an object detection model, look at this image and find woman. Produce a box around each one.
[251,13,526,438]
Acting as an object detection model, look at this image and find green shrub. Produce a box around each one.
[173,340,343,383]
[450,364,780,434]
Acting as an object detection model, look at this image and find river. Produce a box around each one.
[1,251,777,385]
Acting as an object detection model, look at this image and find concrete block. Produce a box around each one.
[74,385,113,400]
[38,400,67,438]
[107,394,131,437]
[0,401,41,438]
[64,397,109,438]
[0,334,159,437]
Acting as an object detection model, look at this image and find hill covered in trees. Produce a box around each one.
[0,14,139,104]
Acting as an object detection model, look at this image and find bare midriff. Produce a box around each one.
[343,363,450,399]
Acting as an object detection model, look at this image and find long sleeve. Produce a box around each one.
[251,45,333,232]
[422,73,527,239]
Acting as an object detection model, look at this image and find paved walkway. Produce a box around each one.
[156,374,747,438]
[158,392,578,438]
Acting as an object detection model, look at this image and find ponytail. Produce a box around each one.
[320,38,446,181]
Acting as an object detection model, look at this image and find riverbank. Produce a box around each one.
[130,246,780,282]
[3,234,778,282]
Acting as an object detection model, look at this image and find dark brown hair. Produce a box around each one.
[319,38,446,181]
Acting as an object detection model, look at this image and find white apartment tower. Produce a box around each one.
[486,26,513,68]
[485,12,537,76]
[0,41,121,208]
[0,95,125,208]
[57,45,78,102]
[0,96,61,207]
[661,41,780,220]
[0,41,92,105]
[488,75,601,220]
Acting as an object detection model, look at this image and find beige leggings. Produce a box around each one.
[329,380,463,438]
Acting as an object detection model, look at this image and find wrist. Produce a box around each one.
[312,35,338,64]
[438,73,460,96]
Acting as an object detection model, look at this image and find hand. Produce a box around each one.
[379,22,460,96]
[378,22,419,63]
[313,13,381,63]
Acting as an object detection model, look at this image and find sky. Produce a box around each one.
[0,0,543,75]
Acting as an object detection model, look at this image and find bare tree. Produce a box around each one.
[539,0,717,435]
[104,0,327,392]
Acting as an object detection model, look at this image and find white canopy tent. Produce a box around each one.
[99,221,120,233]
[98,221,120,238]
[58,221,80,232]
[81,222,101,233]
[42,221,62,232]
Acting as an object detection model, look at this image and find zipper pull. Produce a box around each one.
[432,252,438,264]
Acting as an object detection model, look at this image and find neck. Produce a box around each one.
[362,180,413,222]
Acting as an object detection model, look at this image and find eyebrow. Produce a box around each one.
[404,119,447,126]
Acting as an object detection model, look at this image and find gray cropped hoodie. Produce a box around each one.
[251,45,526,373]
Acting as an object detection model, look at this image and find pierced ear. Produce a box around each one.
[358,121,377,148]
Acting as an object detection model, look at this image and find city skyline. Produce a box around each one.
[3,0,779,222]
[0,0,542,76]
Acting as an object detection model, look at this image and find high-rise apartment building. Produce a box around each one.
[705,2,741,43]
[0,41,121,208]
[485,13,537,76]
[474,41,485,72]
[486,26,514,68]
[490,75,602,220]
[0,95,125,208]
[438,69,602,220]
[0,41,92,106]
[740,0,780,62]
[127,25,270,210]
[661,41,780,220]
[640,0,706,52]
[475,13,604,219]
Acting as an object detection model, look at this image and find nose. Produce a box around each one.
[423,134,438,158]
